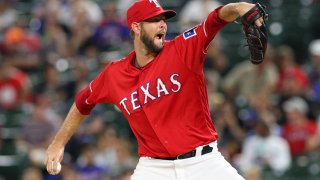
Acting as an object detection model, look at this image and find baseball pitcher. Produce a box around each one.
[45,0,268,179]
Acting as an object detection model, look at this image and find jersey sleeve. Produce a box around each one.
[75,66,111,115]
[174,6,228,73]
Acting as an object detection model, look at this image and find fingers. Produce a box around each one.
[255,17,264,26]
[44,154,60,175]
[46,160,60,175]
[44,145,64,175]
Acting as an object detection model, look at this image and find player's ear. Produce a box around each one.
[132,22,141,35]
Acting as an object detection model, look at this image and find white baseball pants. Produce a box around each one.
[131,141,244,180]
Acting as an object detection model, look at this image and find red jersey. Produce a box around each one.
[76,7,228,158]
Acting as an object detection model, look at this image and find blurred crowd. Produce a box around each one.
[1,0,320,180]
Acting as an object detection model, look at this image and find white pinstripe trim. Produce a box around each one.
[85,99,92,105]
[202,19,209,54]
[89,81,93,93]
[203,19,208,37]
[203,38,213,54]
[202,48,208,55]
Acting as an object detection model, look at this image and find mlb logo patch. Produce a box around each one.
[183,27,197,40]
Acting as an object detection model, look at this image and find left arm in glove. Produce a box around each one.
[240,3,268,64]
[218,3,268,64]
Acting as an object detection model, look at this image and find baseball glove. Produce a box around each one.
[241,3,268,64]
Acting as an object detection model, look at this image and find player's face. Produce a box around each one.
[140,15,167,54]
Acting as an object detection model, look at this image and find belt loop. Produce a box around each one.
[195,146,203,157]
[209,141,217,150]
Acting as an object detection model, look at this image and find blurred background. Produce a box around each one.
[0,0,320,179]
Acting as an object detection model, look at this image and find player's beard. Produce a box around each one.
[140,27,164,54]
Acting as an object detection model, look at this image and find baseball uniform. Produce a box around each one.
[76,1,244,179]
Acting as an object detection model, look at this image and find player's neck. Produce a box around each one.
[135,53,155,68]
[134,42,157,68]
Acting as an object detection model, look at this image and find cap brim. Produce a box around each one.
[142,10,176,22]
[162,10,176,20]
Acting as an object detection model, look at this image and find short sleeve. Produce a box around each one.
[75,66,111,115]
[174,6,228,74]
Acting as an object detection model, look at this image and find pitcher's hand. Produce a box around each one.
[44,144,65,175]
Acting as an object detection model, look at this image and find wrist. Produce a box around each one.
[236,2,255,17]
[50,137,66,148]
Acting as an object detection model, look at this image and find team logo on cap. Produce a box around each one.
[149,0,161,8]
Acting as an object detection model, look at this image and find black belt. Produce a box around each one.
[154,144,213,160]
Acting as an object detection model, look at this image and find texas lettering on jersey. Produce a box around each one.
[119,73,181,115]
